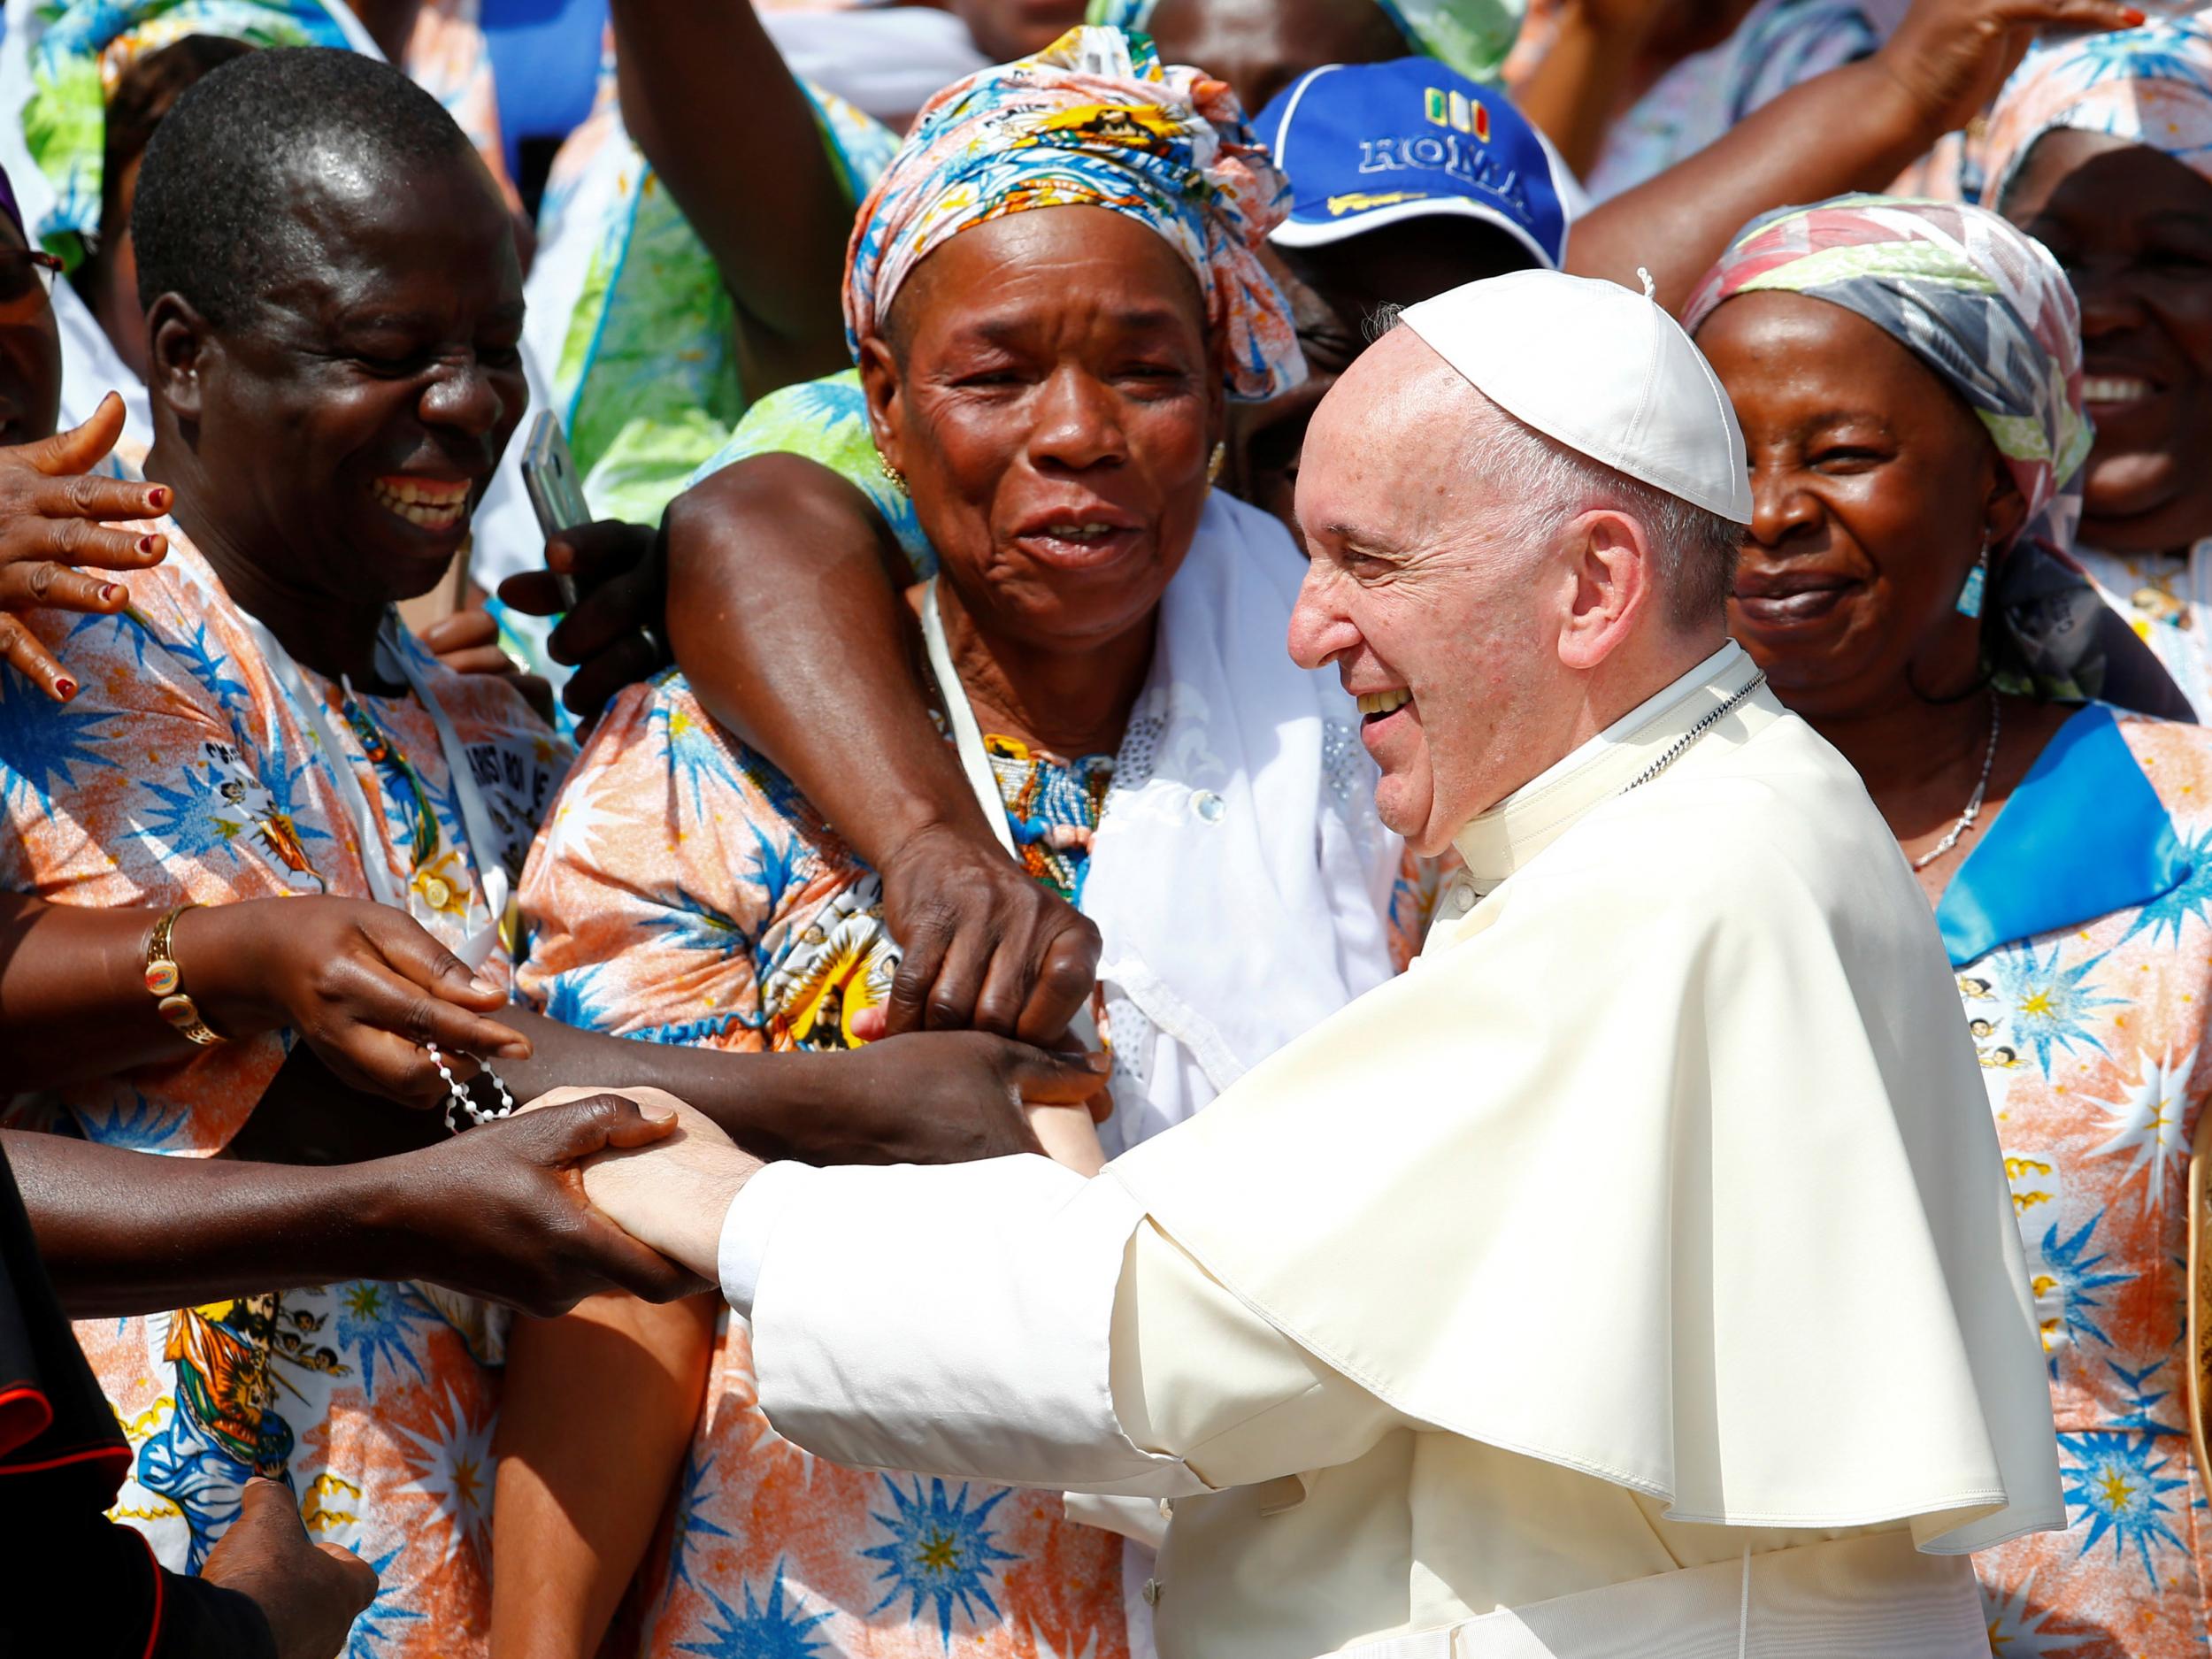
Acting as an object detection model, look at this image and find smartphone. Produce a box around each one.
[519,410,589,610]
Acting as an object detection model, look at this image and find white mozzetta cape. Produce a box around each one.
[727,647,2061,1655]
[1110,645,2058,1552]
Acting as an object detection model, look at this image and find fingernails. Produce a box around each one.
[146,487,170,511]
[468,972,500,996]
[136,535,158,556]
[2121,5,2144,19]
[98,582,124,603]
[52,677,75,701]
[1083,1051,1112,1072]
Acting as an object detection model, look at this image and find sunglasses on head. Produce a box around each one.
[0,245,62,311]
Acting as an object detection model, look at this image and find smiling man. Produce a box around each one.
[567,271,2064,1659]
[0,44,1103,1654]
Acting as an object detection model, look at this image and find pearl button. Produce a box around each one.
[1142,1578,1164,1606]
[1192,790,1225,824]
[1444,880,1475,918]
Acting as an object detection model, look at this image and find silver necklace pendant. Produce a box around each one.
[1909,690,2002,872]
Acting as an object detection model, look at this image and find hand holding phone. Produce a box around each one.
[520,411,589,611]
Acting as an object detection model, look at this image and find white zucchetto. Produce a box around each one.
[1400,269,1755,524]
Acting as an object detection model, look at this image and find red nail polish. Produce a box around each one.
[99,583,123,603]
[53,678,75,701]
[137,535,157,555]
[2123,6,2145,19]
[147,487,170,511]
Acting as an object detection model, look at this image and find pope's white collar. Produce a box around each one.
[1449,641,1755,894]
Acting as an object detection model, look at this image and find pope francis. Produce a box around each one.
[551,272,2060,1658]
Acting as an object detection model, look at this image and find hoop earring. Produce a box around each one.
[878,451,909,498]
[1955,538,1990,618]
[1206,442,1226,487]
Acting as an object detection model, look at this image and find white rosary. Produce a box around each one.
[426,1041,517,1133]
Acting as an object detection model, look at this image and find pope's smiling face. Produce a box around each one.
[1288,329,1560,856]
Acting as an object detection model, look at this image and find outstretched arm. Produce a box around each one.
[1566,0,2144,314]
[570,1092,1401,1497]
[1510,0,1663,180]
[663,455,1102,1041]
[611,0,854,397]
[5,1096,700,1320]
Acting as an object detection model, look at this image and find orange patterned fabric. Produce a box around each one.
[517,670,1133,1655]
[0,520,566,1653]
[1959,711,2212,1654]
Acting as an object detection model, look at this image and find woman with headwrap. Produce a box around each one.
[1686,194,2212,1656]
[518,0,1508,557]
[495,28,1406,1659]
[1981,15,2212,718]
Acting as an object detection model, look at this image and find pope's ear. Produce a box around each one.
[144,293,211,425]
[1555,507,1651,672]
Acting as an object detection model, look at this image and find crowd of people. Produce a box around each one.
[0,0,2208,1654]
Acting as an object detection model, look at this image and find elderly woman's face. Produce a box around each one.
[865,207,1219,656]
[2003,128,2212,556]
[1695,293,2018,718]
[159,148,526,608]
[0,211,62,444]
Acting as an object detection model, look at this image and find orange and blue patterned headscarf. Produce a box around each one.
[1981,16,2212,208]
[1685,194,2110,697]
[842,26,1302,401]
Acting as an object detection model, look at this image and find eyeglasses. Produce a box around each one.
[0,247,62,311]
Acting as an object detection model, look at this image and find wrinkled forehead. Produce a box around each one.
[1298,328,1485,543]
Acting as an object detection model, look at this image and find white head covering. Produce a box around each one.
[1400,269,1754,524]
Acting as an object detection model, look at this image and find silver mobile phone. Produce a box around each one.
[520,410,590,610]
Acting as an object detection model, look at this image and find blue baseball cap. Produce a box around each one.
[1256,60,1570,272]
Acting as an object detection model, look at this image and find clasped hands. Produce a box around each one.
[514,1082,1108,1284]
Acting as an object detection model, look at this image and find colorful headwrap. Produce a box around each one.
[844,26,1301,402]
[1684,194,2108,697]
[15,0,359,269]
[1086,0,1524,88]
[1980,15,2212,208]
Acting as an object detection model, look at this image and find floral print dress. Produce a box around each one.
[1940,705,2212,1654]
[516,670,1133,1658]
[0,524,568,1655]
[2073,543,2212,725]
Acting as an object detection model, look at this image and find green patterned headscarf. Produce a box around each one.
[1686,194,2107,701]
[1084,0,1522,85]
[20,0,357,269]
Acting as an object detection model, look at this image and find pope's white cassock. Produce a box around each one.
[705,276,2061,1659]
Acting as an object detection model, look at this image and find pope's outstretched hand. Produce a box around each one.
[518,1079,1108,1279]
[520,1086,761,1279]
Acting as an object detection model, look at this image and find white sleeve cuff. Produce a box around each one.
[716,1158,812,1318]
[747,1156,1207,1501]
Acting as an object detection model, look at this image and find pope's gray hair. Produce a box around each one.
[1368,304,1741,629]
[1459,389,1742,632]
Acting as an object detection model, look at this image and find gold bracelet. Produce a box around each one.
[145,902,224,1047]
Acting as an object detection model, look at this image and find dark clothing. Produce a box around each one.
[0,1143,274,1659]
